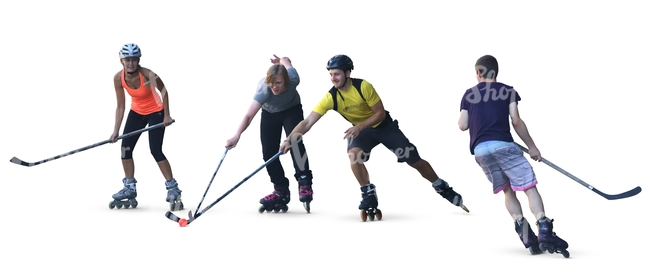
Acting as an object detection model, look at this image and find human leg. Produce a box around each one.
[145,110,183,210]
[146,111,173,180]
[523,186,546,220]
[520,186,569,256]
[120,110,146,179]
[486,141,568,256]
[378,120,465,208]
[258,110,290,212]
[491,142,569,255]
[260,110,290,192]
[122,160,135,179]
[348,131,379,211]
[112,110,145,207]
[474,141,538,253]
[348,147,371,185]
[522,185,568,257]
[282,105,313,204]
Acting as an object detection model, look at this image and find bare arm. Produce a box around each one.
[289,111,322,138]
[226,100,262,148]
[280,111,323,153]
[509,102,541,161]
[110,72,126,142]
[271,54,293,69]
[458,109,469,131]
[343,100,386,139]
[143,68,173,125]
[357,100,386,130]
[280,57,293,69]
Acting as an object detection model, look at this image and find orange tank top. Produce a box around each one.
[121,70,164,115]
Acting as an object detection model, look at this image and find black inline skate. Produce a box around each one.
[433,179,469,212]
[109,178,138,209]
[359,184,382,221]
[515,217,543,255]
[165,178,184,211]
[298,175,313,213]
[537,217,570,258]
[258,189,290,213]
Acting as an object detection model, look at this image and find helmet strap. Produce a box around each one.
[342,69,351,90]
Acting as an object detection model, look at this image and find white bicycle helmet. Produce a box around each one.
[119,43,142,59]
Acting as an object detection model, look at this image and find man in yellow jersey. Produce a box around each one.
[279,55,468,219]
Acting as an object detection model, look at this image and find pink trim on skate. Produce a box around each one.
[263,193,278,201]
[299,186,313,196]
[512,181,538,192]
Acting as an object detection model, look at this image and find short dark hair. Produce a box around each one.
[475,55,499,79]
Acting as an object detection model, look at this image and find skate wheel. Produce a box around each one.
[561,250,570,258]
[273,208,280,213]
[375,209,382,221]
[540,243,556,254]
[303,202,310,213]
[258,205,266,214]
[281,205,288,213]
[109,200,116,209]
[529,246,543,255]
[124,203,131,209]
[179,202,184,210]
[116,204,123,209]
[130,199,138,208]
[539,243,547,252]
[360,210,368,222]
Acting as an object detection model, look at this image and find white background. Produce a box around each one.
[1,0,647,278]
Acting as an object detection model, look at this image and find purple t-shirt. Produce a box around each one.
[460,82,521,155]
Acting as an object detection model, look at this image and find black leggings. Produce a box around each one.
[121,109,167,162]
[260,104,312,192]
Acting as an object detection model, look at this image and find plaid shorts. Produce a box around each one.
[474,140,538,194]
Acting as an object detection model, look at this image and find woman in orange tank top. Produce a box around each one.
[108,43,184,211]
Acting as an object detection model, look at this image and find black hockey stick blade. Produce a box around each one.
[10,120,174,167]
[515,143,642,200]
[165,211,181,222]
[164,210,195,226]
[593,186,642,200]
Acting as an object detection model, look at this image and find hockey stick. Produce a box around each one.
[189,147,230,219]
[515,143,642,200]
[10,120,175,167]
[165,151,283,227]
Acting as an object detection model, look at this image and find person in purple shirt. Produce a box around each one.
[458,55,570,257]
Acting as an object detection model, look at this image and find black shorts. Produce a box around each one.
[346,112,421,164]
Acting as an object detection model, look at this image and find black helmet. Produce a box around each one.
[326,54,354,71]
